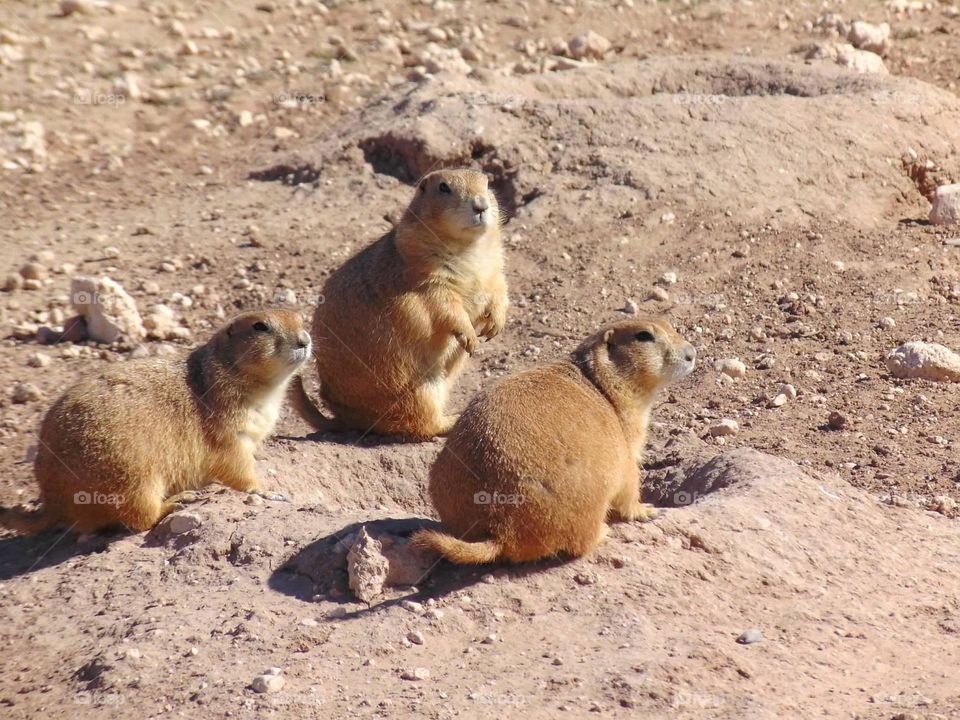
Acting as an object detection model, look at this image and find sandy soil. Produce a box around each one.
[1,0,960,718]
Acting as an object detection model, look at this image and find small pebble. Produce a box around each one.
[407,631,425,645]
[401,668,430,681]
[12,382,42,404]
[736,628,762,644]
[717,359,747,379]
[709,419,739,437]
[251,673,285,693]
[827,411,848,430]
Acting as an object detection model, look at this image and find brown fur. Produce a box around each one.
[0,310,311,535]
[411,317,696,564]
[290,168,508,440]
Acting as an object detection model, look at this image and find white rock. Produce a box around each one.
[879,317,896,330]
[251,674,285,693]
[778,383,798,400]
[60,0,95,16]
[71,276,145,344]
[709,419,740,437]
[769,394,788,408]
[929,183,960,226]
[806,43,888,74]
[407,631,425,645]
[847,20,891,56]
[12,382,42,404]
[886,341,960,382]
[568,30,611,60]
[143,304,188,340]
[659,272,678,286]
[27,352,51,368]
[159,512,202,536]
[401,668,430,681]
[649,287,669,302]
[717,358,747,379]
[622,299,639,315]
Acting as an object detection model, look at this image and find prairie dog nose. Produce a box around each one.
[297,330,311,349]
[683,344,696,365]
[472,195,490,213]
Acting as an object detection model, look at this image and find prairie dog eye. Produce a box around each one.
[634,330,655,343]
[253,321,271,333]
[438,182,451,194]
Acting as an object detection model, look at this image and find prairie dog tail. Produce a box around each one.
[0,505,58,535]
[411,529,502,564]
[288,375,343,433]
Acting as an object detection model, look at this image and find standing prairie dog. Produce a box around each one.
[0,310,311,535]
[412,318,696,564]
[289,168,508,440]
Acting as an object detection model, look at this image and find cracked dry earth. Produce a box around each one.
[2,1,960,719]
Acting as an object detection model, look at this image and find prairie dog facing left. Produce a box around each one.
[0,310,310,535]
[412,318,696,564]
[289,168,508,440]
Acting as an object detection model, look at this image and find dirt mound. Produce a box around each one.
[257,54,960,228]
[3,447,959,718]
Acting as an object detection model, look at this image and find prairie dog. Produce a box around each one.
[289,168,508,440]
[412,318,696,564]
[0,310,311,534]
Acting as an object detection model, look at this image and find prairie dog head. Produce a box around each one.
[584,317,696,397]
[406,169,500,244]
[218,309,311,386]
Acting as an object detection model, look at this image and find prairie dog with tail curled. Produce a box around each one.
[412,317,696,564]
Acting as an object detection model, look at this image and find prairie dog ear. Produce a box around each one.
[603,328,615,345]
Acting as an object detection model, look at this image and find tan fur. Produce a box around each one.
[291,168,509,440]
[411,317,696,564]
[0,310,311,535]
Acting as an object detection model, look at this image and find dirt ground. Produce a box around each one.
[2,0,960,718]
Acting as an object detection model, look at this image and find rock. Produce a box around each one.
[806,43,888,75]
[709,419,740,437]
[929,183,960,226]
[251,673,285,693]
[847,20,891,56]
[779,383,797,400]
[717,359,747,379]
[401,668,430,681]
[4,273,23,291]
[568,30,611,60]
[12,382,42,404]
[659,272,678,286]
[407,631,425,645]
[769,393,788,408]
[19,262,46,281]
[60,0,95,16]
[622,299,639,315]
[71,276,145,344]
[347,527,390,602]
[27,352,51,368]
[885,341,960,382]
[878,316,896,330]
[61,315,88,343]
[649,287,669,302]
[736,628,763,644]
[155,512,202,537]
[143,304,189,340]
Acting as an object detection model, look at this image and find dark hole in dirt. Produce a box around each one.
[358,133,529,219]
[248,163,320,186]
